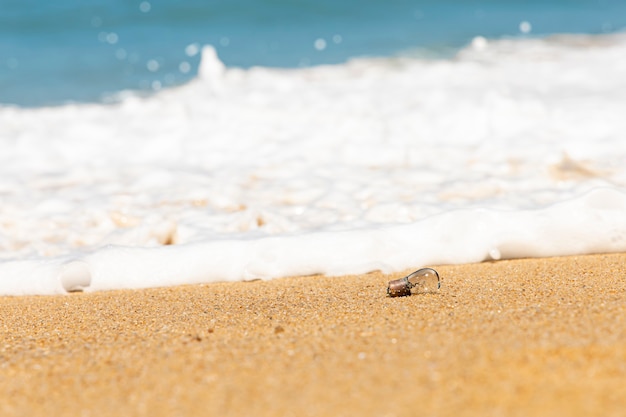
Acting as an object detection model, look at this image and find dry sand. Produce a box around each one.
[1,252,626,417]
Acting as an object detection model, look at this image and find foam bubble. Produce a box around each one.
[146,59,160,72]
[519,21,532,34]
[314,38,327,51]
[185,43,201,57]
[59,260,92,292]
[179,61,191,73]
[106,32,119,45]
[471,36,488,50]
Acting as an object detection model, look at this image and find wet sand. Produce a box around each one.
[1,253,626,416]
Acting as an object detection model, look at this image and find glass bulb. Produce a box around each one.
[387,268,440,297]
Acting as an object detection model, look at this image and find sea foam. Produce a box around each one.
[1,34,626,295]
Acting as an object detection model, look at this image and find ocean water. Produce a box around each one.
[1,1,626,294]
[3,0,626,106]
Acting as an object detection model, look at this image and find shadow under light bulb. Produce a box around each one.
[387,268,440,297]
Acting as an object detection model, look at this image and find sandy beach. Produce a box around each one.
[1,252,625,416]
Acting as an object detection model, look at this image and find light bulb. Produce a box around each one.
[387,268,440,297]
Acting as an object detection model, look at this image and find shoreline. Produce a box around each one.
[2,252,626,416]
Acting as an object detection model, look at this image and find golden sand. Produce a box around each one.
[1,253,626,416]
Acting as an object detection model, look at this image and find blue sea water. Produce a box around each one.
[1,0,626,107]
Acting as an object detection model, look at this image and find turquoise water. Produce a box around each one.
[1,0,626,107]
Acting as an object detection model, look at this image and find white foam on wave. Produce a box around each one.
[2,35,626,295]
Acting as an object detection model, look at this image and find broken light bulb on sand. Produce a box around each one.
[387,268,440,297]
